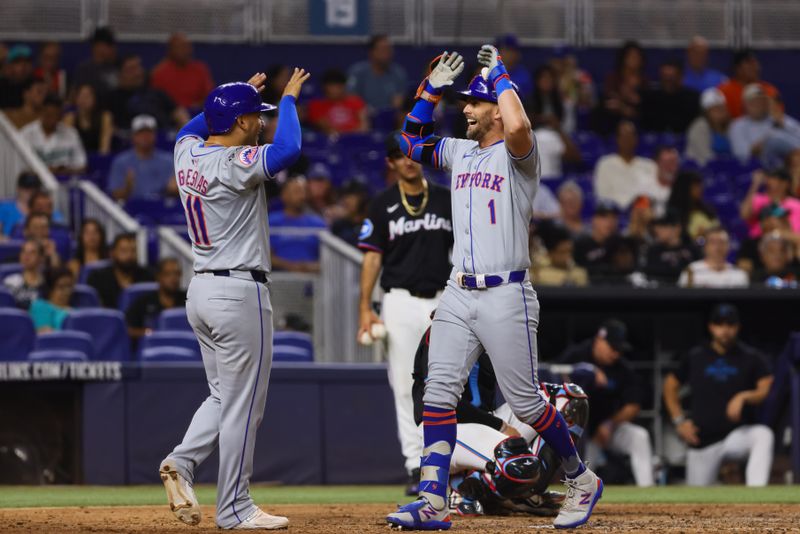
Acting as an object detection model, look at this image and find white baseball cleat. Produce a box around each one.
[159,459,201,526]
[553,467,603,529]
[230,508,289,530]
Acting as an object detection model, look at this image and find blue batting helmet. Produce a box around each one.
[457,75,519,104]
[204,82,277,135]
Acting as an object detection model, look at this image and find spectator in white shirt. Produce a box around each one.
[20,96,86,176]
[640,146,681,218]
[679,227,749,288]
[594,120,656,210]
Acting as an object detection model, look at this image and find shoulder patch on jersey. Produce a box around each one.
[238,146,260,166]
[359,218,374,240]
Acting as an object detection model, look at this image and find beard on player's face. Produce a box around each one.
[464,101,496,141]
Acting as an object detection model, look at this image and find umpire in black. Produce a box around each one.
[357,133,453,494]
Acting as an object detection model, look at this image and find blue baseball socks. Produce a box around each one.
[532,403,586,478]
[418,405,457,510]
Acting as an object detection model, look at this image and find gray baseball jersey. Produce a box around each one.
[438,135,540,274]
[173,135,273,273]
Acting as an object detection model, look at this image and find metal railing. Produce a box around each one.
[0,112,65,217]
[3,0,798,48]
[72,180,148,265]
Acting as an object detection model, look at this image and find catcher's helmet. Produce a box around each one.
[457,75,519,104]
[486,437,543,499]
[204,82,276,135]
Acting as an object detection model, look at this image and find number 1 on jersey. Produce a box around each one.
[488,198,497,225]
[186,194,210,246]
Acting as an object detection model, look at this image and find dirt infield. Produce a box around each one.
[1,503,799,533]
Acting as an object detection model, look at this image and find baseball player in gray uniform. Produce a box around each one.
[386,48,602,530]
[158,69,310,530]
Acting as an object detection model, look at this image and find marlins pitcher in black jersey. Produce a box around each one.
[358,133,453,494]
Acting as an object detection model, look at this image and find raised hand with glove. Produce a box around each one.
[414,51,465,105]
[476,45,514,98]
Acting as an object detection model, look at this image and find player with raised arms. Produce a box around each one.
[158,69,310,530]
[385,47,602,530]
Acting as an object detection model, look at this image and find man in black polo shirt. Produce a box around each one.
[357,133,453,494]
[126,257,186,340]
[663,304,774,486]
[558,319,654,486]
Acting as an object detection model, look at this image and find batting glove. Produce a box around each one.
[477,44,513,95]
[428,51,465,90]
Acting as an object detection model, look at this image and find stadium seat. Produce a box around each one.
[34,330,94,360]
[140,346,200,362]
[0,240,23,263]
[273,345,313,362]
[274,331,313,353]
[157,308,192,331]
[0,309,35,360]
[137,331,201,360]
[0,287,16,308]
[70,284,101,308]
[27,349,88,362]
[118,282,158,311]
[0,263,22,279]
[79,260,111,284]
[62,309,130,361]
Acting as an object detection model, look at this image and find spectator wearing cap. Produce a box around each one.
[331,181,370,248]
[151,32,215,111]
[730,84,800,167]
[685,87,732,165]
[20,96,86,176]
[107,114,176,201]
[683,36,727,93]
[642,209,700,285]
[574,200,621,283]
[556,180,586,237]
[558,320,654,487]
[751,231,799,286]
[269,176,328,273]
[717,50,778,119]
[666,170,720,240]
[594,120,657,210]
[533,225,588,286]
[308,69,369,135]
[346,34,408,112]
[306,162,340,223]
[4,77,47,129]
[736,203,797,275]
[678,227,748,288]
[640,59,700,133]
[71,27,118,99]
[0,44,34,109]
[740,168,800,238]
[663,304,773,486]
[34,42,65,98]
[495,34,533,99]
[0,172,41,236]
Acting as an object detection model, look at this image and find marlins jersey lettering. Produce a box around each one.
[437,134,540,274]
[174,135,274,273]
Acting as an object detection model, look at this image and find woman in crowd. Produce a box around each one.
[740,168,800,237]
[67,218,108,279]
[2,240,45,309]
[63,84,113,154]
[667,170,720,240]
[595,41,646,134]
[29,267,75,333]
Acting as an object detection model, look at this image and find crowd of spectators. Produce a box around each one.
[1,29,799,291]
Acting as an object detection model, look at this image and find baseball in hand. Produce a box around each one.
[481,67,490,80]
[358,331,374,346]
[370,322,387,340]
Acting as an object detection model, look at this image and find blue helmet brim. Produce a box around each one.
[258,103,278,113]
[456,90,497,104]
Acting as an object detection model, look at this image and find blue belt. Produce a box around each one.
[198,269,268,284]
[457,270,526,290]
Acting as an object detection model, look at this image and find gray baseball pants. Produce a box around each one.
[424,277,549,425]
[164,272,273,528]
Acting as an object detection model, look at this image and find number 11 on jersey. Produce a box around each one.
[186,194,210,246]
[488,198,497,225]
